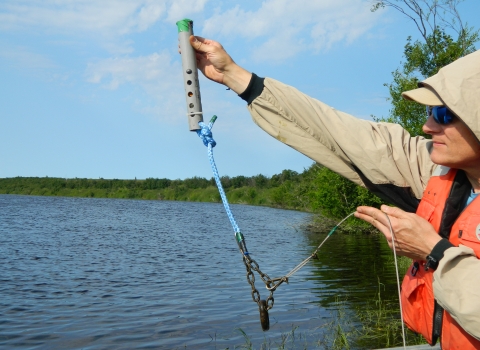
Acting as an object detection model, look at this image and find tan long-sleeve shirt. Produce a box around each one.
[246,77,480,339]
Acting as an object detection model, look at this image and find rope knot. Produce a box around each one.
[196,116,217,148]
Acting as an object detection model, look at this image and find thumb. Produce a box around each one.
[189,36,213,53]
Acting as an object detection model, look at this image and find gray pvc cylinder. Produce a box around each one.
[178,25,203,131]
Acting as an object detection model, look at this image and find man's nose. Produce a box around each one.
[422,115,441,134]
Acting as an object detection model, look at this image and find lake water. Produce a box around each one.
[0,195,401,349]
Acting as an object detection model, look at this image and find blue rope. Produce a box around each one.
[196,116,241,235]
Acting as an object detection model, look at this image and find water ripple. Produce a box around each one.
[0,195,329,349]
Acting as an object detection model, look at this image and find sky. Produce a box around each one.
[1,0,479,180]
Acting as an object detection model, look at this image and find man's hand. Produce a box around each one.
[189,36,233,84]
[187,36,252,94]
[355,204,442,260]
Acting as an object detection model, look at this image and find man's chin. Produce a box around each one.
[430,154,453,168]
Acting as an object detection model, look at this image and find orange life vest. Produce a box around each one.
[401,167,480,349]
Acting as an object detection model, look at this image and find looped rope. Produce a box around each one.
[196,116,241,236]
[196,118,217,148]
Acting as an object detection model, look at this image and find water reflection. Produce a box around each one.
[307,231,400,306]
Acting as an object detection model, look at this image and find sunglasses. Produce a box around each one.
[426,106,455,125]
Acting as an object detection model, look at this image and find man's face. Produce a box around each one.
[422,114,480,172]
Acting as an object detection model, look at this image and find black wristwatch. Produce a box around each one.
[424,255,439,271]
[424,238,454,271]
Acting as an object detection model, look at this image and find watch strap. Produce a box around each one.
[425,238,454,271]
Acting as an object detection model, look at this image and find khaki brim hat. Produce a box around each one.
[401,49,480,142]
[401,86,444,106]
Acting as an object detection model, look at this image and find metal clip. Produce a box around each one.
[265,276,288,291]
[411,261,419,276]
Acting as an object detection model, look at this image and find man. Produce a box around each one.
[186,36,480,348]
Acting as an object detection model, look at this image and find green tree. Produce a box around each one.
[310,166,383,219]
[372,0,479,136]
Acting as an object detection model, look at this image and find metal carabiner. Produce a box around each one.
[265,276,288,291]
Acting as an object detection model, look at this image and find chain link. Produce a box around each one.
[266,293,274,310]
[242,255,277,310]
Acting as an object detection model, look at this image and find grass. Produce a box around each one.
[320,297,356,350]
[355,275,425,349]
[235,326,310,350]
[221,271,427,350]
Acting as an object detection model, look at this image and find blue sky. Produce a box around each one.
[1,0,479,180]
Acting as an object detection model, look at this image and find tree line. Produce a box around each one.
[0,165,382,219]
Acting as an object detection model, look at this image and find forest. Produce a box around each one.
[0,164,382,220]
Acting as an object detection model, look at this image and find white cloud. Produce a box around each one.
[0,46,56,70]
[251,29,304,62]
[0,45,71,81]
[203,0,378,62]
[166,0,210,23]
[0,0,166,35]
[0,0,210,35]
[86,52,175,89]
[86,51,186,120]
[0,0,210,54]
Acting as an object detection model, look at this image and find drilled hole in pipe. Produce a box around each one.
[189,103,194,108]
[186,69,192,74]
[187,80,192,85]
[188,91,193,97]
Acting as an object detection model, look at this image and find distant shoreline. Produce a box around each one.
[0,172,380,235]
[0,174,308,211]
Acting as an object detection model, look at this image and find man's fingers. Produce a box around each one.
[355,206,395,241]
[189,36,202,51]
[190,36,211,53]
[381,204,405,219]
[357,206,388,226]
[189,36,224,53]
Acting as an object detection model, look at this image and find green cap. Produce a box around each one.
[176,19,193,33]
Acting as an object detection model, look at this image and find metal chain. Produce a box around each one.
[244,257,260,303]
[238,213,355,311]
[242,255,276,310]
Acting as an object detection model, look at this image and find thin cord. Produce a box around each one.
[384,212,406,350]
[285,212,355,278]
